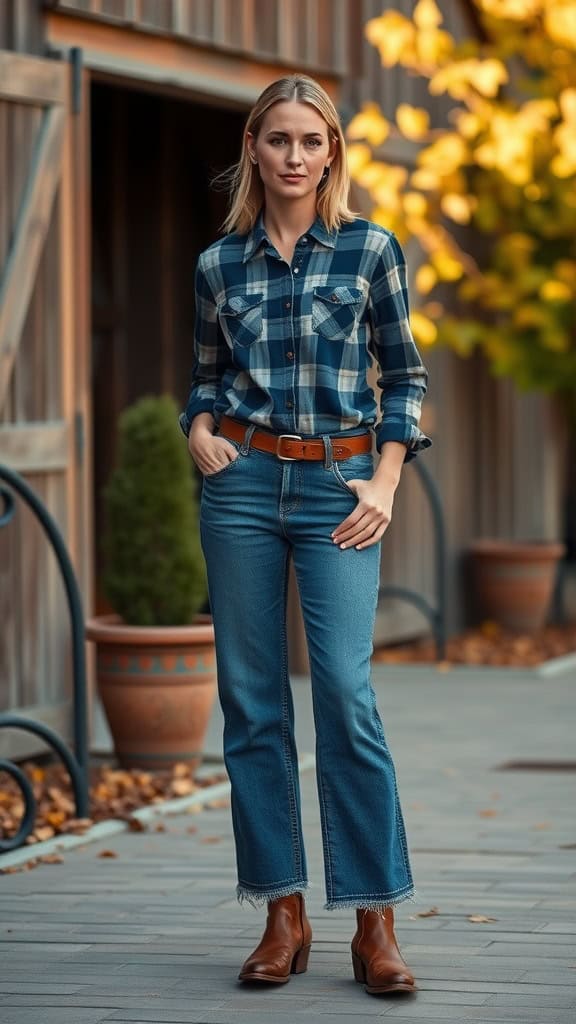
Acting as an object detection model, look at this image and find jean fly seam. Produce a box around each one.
[279,547,305,881]
[279,464,302,534]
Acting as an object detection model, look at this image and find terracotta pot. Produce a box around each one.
[469,540,566,631]
[85,613,217,771]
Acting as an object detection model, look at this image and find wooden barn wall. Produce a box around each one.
[0,52,90,759]
[0,1,44,55]
[47,0,352,74]
[0,111,68,722]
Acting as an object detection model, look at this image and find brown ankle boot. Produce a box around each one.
[238,892,312,984]
[351,907,416,995]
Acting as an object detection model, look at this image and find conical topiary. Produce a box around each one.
[102,394,207,626]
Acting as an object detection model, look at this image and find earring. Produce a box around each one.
[318,165,331,188]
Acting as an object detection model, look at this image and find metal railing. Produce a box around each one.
[0,465,89,853]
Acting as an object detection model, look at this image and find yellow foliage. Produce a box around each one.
[416,28,455,67]
[431,250,464,281]
[365,11,416,67]
[415,264,438,294]
[430,58,508,100]
[456,111,483,140]
[540,279,573,301]
[441,193,475,224]
[418,134,468,174]
[396,103,430,140]
[346,103,390,146]
[403,191,428,217]
[413,0,443,29]
[545,2,576,48]
[410,311,438,345]
[514,304,548,328]
[554,259,576,283]
[410,168,441,190]
[478,0,541,16]
[559,88,576,122]
[347,143,372,176]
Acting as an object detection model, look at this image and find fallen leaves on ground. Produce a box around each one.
[372,621,576,667]
[410,906,440,918]
[0,759,227,849]
[409,907,499,924]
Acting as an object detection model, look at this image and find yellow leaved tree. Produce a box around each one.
[348,0,576,424]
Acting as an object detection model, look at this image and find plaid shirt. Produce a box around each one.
[180,213,431,460]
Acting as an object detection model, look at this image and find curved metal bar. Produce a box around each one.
[0,757,36,852]
[379,458,447,660]
[0,464,89,852]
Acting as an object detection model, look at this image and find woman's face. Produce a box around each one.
[247,100,336,204]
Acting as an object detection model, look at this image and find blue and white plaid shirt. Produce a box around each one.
[180,213,431,460]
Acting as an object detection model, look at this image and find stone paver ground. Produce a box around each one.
[1,664,575,1024]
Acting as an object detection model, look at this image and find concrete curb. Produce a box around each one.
[0,752,317,871]
[371,653,576,680]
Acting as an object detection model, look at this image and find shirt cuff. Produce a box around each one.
[178,397,216,438]
[375,422,433,462]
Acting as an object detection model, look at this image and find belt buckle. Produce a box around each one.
[276,433,302,461]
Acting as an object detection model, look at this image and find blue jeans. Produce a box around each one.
[199,423,415,911]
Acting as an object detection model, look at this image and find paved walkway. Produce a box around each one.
[1,664,575,1023]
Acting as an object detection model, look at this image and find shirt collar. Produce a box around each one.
[242,209,337,263]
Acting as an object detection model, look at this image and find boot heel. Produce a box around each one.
[352,951,366,984]
[291,943,311,974]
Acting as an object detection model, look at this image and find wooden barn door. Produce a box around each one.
[0,51,91,759]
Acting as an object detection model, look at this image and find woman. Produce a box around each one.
[180,74,431,997]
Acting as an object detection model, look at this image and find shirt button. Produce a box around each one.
[286,351,294,359]
[302,236,307,243]
[286,400,294,409]
[330,293,339,302]
[285,301,291,309]
[293,267,299,274]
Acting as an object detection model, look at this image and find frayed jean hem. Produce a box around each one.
[236,881,309,909]
[324,886,419,912]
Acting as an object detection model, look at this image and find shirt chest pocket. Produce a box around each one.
[312,286,364,342]
[218,293,263,349]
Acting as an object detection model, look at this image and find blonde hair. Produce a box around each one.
[220,75,356,235]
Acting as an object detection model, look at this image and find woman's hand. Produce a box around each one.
[331,441,407,550]
[188,415,238,476]
[331,479,395,550]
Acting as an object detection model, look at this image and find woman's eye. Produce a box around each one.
[305,139,322,148]
[269,138,285,146]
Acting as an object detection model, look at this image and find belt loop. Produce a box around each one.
[241,423,257,455]
[322,434,333,469]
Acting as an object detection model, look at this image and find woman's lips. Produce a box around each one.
[281,175,305,182]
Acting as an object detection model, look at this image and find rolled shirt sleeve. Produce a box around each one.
[179,256,230,438]
[368,233,432,461]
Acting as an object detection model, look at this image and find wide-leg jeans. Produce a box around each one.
[199,426,416,911]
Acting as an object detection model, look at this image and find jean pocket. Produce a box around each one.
[219,293,263,348]
[202,439,243,480]
[312,286,363,341]
[330,453,374,496]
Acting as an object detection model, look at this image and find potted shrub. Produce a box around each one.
[86,395,216,770]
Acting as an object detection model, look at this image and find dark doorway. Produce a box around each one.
[90,82,244,610]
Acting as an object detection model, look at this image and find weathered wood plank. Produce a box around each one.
[0,104,65,413]
[0,51,66,106]
[48,0,354,75]
[0,422,69,472]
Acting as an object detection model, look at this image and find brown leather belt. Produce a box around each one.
[218,415,372,462]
